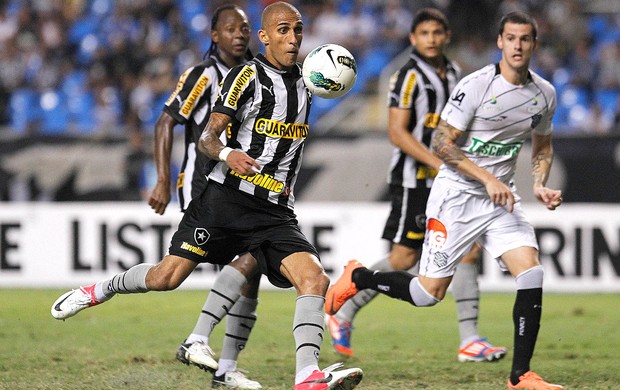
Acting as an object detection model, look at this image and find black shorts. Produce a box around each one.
[381,185,430,249]
[169,181,319,288]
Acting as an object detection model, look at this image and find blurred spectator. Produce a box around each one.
[379,0,412,58]
[339,0,377,60]
[568,37,596,92]
[0,5,17,46]
[451,35,497,77]
[0,0,618,136]
[596,41,620,90]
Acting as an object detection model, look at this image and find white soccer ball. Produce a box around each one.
[302,44,357,99]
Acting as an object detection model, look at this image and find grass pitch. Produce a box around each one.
[0,289,618,389]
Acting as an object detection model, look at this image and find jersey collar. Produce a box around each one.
[410,48,456,75]
[209,52,231,75]
[494,63,533,82]
[255,53,301,77]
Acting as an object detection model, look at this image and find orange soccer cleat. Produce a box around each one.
[507,371,563,390]
[325,260,365,315]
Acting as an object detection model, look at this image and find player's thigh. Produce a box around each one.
[169,182,251,265]
[483,202,539,272]
[250,221,321,290]
[418,183,486,278]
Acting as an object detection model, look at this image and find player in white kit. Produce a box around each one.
[326,11,563,390]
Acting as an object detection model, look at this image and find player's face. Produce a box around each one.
[410,20,450,61]
[259,10,303,70]
[497,22,537,72]
[212,9,251,66]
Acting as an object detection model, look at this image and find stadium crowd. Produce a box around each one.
[0,0,619,136]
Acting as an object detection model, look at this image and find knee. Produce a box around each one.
[415,276,448,305]
[297,270,330,296]
[230,253,259,279]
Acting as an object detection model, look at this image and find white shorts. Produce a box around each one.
[418,179,538,278]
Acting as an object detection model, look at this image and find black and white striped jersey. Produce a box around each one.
[387,49,460,189]
[163,53,228,210]
[439,63,556,195]
[208,54,311,210]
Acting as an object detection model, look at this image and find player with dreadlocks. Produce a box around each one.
[148,4,262,389]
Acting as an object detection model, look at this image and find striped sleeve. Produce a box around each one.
[388,68,418,109]
[164,64,215,124]
[213,64,257,118]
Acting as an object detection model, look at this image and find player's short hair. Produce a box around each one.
[498,11,538,40]
[411,8,449,33]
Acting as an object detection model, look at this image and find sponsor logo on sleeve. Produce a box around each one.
[451,89,465,105]
[165,70,189,106]
[180,75,209,118]
[401,71,416,107]
[226,66,255,108]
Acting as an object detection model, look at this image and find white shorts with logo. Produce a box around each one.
[418,178,538,278]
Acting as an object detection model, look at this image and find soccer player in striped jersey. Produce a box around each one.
[326,7,506,363]
[52,2,362,389]
[326,11,563,390]
[146,6,262,389]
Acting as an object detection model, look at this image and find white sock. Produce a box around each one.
[185,333,209,344]
[215,359,237,377]
[460,335,481,349]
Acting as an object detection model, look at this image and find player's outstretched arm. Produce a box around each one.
[433,119,515,211]
[148,111,176,215]
[531,133,562,210]
[198,112,260,176]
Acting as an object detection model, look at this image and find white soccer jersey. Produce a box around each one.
[438,63,556,195]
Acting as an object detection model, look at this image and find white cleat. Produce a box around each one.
[51,285,101,320]
[212,370,262,389]
[176,341,219,373]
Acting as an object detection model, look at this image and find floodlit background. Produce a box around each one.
[0,0,619,292]
[0,0,619,203]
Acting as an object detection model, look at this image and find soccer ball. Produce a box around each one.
[302,44,357,99]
